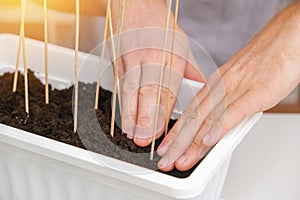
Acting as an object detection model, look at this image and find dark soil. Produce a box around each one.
[0,70,199,178]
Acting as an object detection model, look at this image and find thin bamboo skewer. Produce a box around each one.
[73,0,80,133]
[110,0,126,137]
[116,0,125,121]
[150,0,173,160]
[12,29,22,93]
[108,7,117,70]
[20,0,30,114]
[165,0,179,135]
[44,0,49,104]
[108,0,118,137]
[95,0,112,110]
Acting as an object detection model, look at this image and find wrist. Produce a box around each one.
[111,0,169,30]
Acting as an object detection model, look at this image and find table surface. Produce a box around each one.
[221,113,300,200]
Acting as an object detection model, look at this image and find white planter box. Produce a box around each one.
[0,34,261,200]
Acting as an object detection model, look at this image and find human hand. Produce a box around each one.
[157,1,300,171]
[110,0,203,147]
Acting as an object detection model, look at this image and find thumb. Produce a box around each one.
[184,54,205,82]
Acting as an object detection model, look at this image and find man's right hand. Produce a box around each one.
[110,0,204,147]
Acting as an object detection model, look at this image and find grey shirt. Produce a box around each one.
[178,0,293,66]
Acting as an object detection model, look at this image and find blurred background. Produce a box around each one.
[0,0,299,113]
[0,0,105,52]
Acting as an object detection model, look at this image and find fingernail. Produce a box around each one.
[177,155,187,165]
[158,157,171,168]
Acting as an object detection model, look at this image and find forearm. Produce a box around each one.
[238,0,300,82]
[282,0,300,81]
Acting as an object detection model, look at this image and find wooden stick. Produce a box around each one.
[165,0,179,136]
[150,0,173,160]
[116,0,125,120]
[73,0,80,133]
[20,0,29,114]
[110,0,126,137]
[44,0,49,104]
[12,29,22,93]
[95,0,112,110]
[108,5,117,65]
[108,2,117,137]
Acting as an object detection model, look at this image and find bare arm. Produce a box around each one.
[157,0,300,172]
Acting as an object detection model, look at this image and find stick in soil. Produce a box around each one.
[150,0,173,160]
[74,0,80,133]
[12,28,22,93]
[95,0,112,110]
[108,2,117,137]
[165,0,179,136]
[116,0,125,120]
[44,0,49,104]
[110,0,126,138]
[20,0,30,114]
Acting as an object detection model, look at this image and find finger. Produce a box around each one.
[156,89,205,157]
[201,73,255,146]
[185,62,205,82]
[157,72,226,171]
[157,109,201,171]
[156,72,220,156]
[203,90,258,146]
[169,29,205,82]
[157,95,223,171]
[121,53,142,138]
[193,100,226,148]
[161,94,234,171]
[175,143,211,171]
[118,55,126,78]
[133,50,185,146]
[133,64,161,147]
[184,51,205,82]
[157,60,185,138]
[172,102,226,171]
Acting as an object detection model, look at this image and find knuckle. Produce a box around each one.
[182,107,195,117]
[198,121,210,135]
[214,118,224,130]
[123,113,137,123]
[229,102,248,118]
[206,113,222,131]
[146,49,163,61]
[168,139,181,152]
[186,111,201,123]
[206,113,219,125]
[198,145,210,159]
[139,84,158,97]
[122,80,138,94]
[123,51,140,62]
[190,140,201,151]
[137,115,151,127]
[168,92,177,103]
[161,86,177,101]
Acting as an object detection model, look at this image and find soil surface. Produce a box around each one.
[0,71,199,178]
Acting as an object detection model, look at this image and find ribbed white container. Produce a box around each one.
[0,34,261,200]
